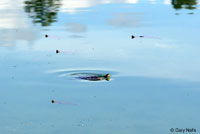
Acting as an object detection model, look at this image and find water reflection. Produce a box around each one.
[60,0,138,13]
[108,13,143,28]
[172,0,197,10]
[0,0,39,47]
[24,0,61,26]
[22,0,199,28]
[60,0,199,13]
[66,22,87,33]
[0,29,38,47]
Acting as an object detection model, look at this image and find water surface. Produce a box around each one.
[1,0,200,133]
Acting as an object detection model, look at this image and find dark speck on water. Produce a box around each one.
[56,50,60,53]
[45,34,48,38]
[51,100,55,103]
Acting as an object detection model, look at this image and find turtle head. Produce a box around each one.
[105,73,110,81]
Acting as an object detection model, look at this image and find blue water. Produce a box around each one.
[1,0,200,133]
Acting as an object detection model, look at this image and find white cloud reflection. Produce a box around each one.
[61,0,194,13]
[0,0,39,47]
[149,0,156,4]
[0,0,26,29]
[0,0,23,10]
[164,0,171,5]
[108,13,143,28]
[61,0,139,13]
[66,22,87,33]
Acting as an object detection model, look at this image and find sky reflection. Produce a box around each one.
[0,0,200,82]
[0,0,39,46]
[1,1,200,133]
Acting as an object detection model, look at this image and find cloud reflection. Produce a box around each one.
[60,0,199,13]
[61,0,138,13]
[0,0,39,47]
[108,13,143,28]
[0,29,38,46]
[66,22,87,33]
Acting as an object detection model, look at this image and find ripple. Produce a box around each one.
[47,68,118,82]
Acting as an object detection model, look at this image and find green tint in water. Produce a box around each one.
[172,0,198,10]
[24,0,61,26]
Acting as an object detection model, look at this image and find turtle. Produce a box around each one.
[75,73,110,81]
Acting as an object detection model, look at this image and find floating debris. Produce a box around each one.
[72,73,110,81]
[51,100,55,103]
[45,34,48,38]
[131,35,161,39]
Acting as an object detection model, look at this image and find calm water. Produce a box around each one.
[1,0,200,133]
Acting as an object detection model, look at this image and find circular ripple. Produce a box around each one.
[48,68,118,82]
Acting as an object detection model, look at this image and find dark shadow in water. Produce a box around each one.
[24,0,61,26]
[172,0,197,10]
